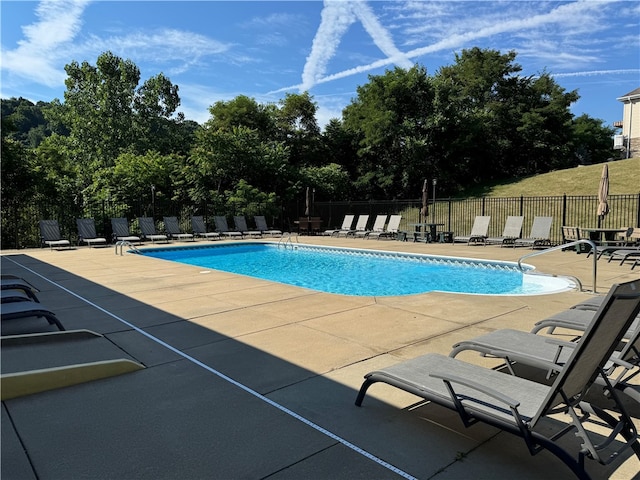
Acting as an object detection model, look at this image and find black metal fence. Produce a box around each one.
[2,194,639,249]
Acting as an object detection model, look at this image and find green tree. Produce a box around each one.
[342,65,435,198]
[570,114,616,165]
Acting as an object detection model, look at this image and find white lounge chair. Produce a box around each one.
[355,214,387,238]
[344,215,369,237]
[323,214,354,237]
[484,216,523,246]
[367,215,401,240]
[514,216,553,249]
[453,216,490,245]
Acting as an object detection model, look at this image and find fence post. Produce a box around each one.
[562,194,567,227]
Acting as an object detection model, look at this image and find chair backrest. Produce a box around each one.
[214,216,230,232]
[163,217,182,234]
[341,215,355,230]
[371,215,388,232]
[354,215,369,230]
[470,216,491,236]
[529,216,553,239]
[39,220,63,241]
[234,216,249,231]
[532,278,640,425]
[138,217,157,236]
[76,218,98,239]
[386,215,402,233]
[502,216,523,238]
[191,216,207,234]
[254,216,268,231]
[111,218,132,237]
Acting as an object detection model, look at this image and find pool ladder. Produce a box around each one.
[517,239,597,293]
[115,240,141,256]
[277,232,299,249]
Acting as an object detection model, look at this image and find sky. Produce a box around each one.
[1,0,639,130]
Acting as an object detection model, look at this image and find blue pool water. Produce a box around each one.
[139,243,574,297]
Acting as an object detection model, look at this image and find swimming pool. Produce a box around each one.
[138,243,574,297]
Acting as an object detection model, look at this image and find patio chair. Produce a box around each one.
[449,319,640,404]
[485,216,523,246]
[1,300,65,331]
[344,215,369,237]
[111,218,141,244]
[213,216,243,238]
[76,218,107,248]
[367,215,402,240]
[1,275,40,302]
[530,306,639,340]
[254,216,282,237]
[355,278,640,478]
[191,216,221,240]
[452,216,490,245]
[323,214,355,237]
[513,216,553,249]
[163,216,194,241]
[233,216,262,238]
[605,247,640,266]
[354,214,387,238]
[39,220,71,250]
[138,217,169,243]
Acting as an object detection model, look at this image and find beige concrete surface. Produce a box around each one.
[2,236,639,479]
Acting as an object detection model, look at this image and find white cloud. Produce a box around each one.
[301,0,411,91]
[1,0,89,86]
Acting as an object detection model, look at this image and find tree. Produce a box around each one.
[276,92,324,167]
[342,65,435,198]
[570,114,616,165]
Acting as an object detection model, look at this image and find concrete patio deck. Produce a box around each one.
[2,236,639,479]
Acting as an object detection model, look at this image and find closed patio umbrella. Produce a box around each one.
[304,186,310,217]
[597,164,609,227]
[420,179,428,220]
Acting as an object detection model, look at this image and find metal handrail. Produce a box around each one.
[115,240,140,255]
[517,239,597,293]
[277,232,298,249]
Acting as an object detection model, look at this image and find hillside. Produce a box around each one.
[478,158,639,197]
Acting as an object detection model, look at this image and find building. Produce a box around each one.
[615,87,640,158]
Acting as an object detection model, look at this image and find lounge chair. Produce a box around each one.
[76,218,107,248]
[111,218,141,244]
[1,275,40,302]
[344,215,369,237]
[163,216,194,241]
[138,217,169,243]
[513,216,553,249]
[452,216,490,245]
[254,216,282,237]
[1,300,65,331]
[355,279,640,478]
[191,216,221,240]
[323,214,354,237]
[2,289,37,303]
[354,214,387,238]
[531,307,639,340]
[233,216,262,238]
[449,321,640,405]
[367,214,401,240]
[605,247,640,266]
[213,216,243,239]
[39,220,71,250]
[485,216,523,246]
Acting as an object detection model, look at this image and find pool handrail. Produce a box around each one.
[517,239,597,293]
